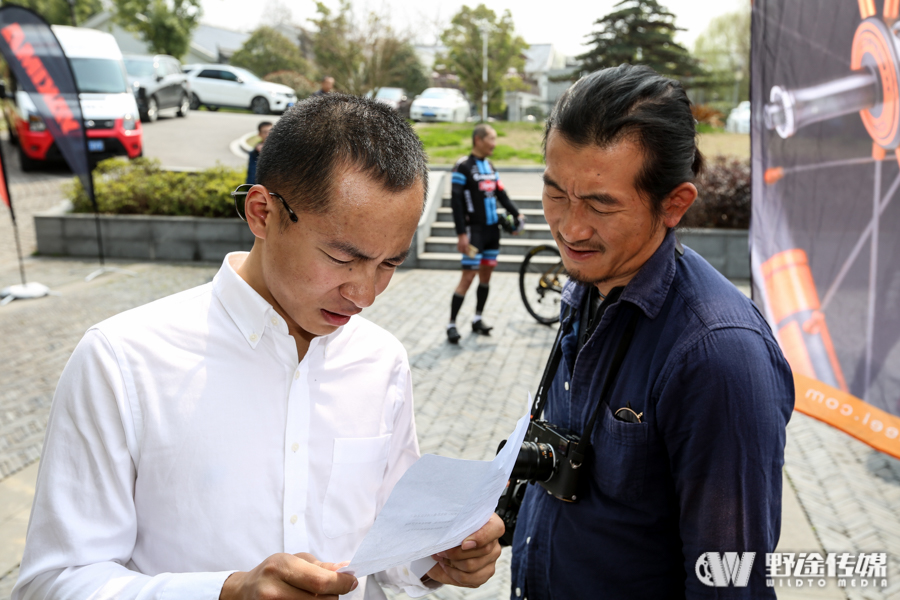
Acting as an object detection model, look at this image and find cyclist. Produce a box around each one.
[446,124,524,343]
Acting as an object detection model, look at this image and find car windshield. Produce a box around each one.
[70,58,128,93]
[377,88,403,100]
[232,67,260,82]
[124,58,155,78]
[420,89,458,100]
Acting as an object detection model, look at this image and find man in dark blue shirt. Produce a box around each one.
[510,65,794,598]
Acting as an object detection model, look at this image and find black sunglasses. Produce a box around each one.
[230,184,298,223]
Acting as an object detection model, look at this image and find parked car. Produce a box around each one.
[409,88,470,123]
[725,101,751,134]
[124,54,190,123]
[369,87,412,118]
[184,64,297,114]
[1,25,142,170]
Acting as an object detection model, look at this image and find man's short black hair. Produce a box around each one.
[472,123,492,145]
[546,64,704,221]
[258,121,272,133]
[256,94,428,218]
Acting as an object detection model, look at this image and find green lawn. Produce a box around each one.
[415,121,545,166]
[415,121,749,166]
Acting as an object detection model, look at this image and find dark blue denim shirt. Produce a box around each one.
[510,230,794,599]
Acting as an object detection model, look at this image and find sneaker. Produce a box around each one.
[447,325,461,344]
[472,319,493,335]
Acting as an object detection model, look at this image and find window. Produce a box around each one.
[198,69,220,79]
[69,58,128,94]
[218,70,239,82]
[124,58,155,78]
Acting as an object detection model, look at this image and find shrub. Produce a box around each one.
[692,104,725,128]
[264,70,317,100]
[67,157,245,218]
[680,155,750,229]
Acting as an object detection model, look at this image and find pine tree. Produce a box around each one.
[577,0,699,78]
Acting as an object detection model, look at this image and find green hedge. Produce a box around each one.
[68,158,245,218]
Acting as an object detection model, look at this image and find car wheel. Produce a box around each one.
[190,93,201,110]
[251,96,270,115]
[18,144,37,172]
[177,94,190,117]
[146,96,158,123]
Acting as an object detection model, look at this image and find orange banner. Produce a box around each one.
[794,373,900,458]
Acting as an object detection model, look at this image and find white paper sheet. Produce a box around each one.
[338,399,531,578]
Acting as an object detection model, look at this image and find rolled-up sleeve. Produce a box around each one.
[13,329,235,600]
[656,327,794,598]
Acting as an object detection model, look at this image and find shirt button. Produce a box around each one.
[294,370,300,380]
[249,333,258,342]
[526,536,531,544]
[271,317,278,326]
[564,381,569,391]
[291,443,299,452]
[516,588,522,597]
[290,515,298,524]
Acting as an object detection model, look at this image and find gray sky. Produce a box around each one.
[199,0,748,57]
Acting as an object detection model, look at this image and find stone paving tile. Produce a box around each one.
[785,413,900,600]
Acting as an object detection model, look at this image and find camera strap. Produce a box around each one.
[568,309,640,469]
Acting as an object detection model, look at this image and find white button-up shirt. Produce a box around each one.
[14,253,432,600]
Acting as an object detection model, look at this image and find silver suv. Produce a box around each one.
[124,54,190,123]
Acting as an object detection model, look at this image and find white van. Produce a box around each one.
[2,25,142,170]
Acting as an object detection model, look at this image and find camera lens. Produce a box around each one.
[511,442,555,482]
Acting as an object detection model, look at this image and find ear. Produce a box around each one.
[244,185,276,240]
[661,182,698,229]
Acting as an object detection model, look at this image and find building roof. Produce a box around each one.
[524,44,568,74]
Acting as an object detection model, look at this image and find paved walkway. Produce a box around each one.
[1,173,900,599]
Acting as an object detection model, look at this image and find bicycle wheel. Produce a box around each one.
[519,245,568,325]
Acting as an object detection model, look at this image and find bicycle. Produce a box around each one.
[519,244,568,325]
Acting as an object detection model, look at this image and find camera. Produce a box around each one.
[495,419,583,546]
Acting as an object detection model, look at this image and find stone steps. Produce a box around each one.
[420,197,553,270]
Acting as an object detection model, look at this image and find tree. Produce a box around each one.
[231,26,310,78]
[577,0,699,79]
[439,4,527,117]
[113,0,202,59]
[693,8,750,105]
[13,0,103,25]
[308,0,427,96]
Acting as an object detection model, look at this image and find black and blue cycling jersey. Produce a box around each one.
[450,154,520,235]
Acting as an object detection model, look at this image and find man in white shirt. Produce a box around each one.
[13,94,504,600]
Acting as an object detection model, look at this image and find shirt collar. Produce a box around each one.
[561,229,678,324]
[213,252,289,349]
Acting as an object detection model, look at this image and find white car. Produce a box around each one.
[184,64,297,114]
[725,101,751,134]
[410,88,470,123]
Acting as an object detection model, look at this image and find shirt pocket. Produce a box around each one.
[322,434,393,539]
[590,403,649,504]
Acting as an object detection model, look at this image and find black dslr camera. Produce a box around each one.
[495,420,583,546]
[494,310,640,547]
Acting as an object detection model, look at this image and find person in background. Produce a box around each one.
[446,124,523,344]
[313,76,335,97]
[245,121,272,185]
